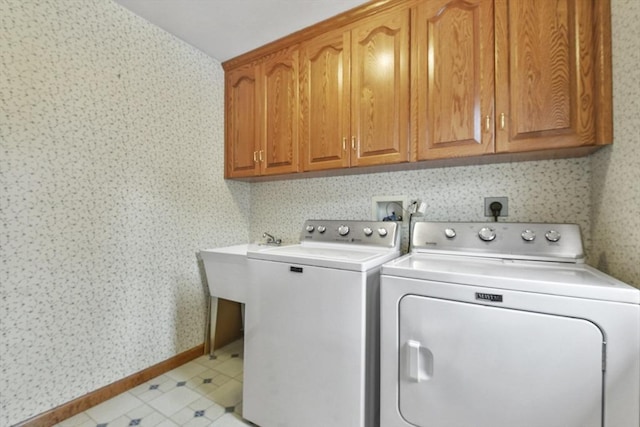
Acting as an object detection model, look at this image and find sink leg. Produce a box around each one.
[209,296,219,357]
[240,303,245,331]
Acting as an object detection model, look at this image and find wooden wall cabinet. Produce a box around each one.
[225,0,612,179]
[300,9,410,172]
[225,48,299,178]
[412,0,495,160]
[225,63,259,177]
[494,0,612,153]
[413,0,612,160]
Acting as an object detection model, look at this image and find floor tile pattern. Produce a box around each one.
[54,340,253,427]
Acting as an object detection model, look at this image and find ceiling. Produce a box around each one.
[112,0,369,62]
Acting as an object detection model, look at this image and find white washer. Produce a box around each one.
[381,222,640,427]
[244,220,401,427]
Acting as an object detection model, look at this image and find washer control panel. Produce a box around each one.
[300,220,399,248]
[412,222,584,262]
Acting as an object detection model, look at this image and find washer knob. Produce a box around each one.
[317,225,326,233]
[363,227,373,236]
[378,228,388,237]
[545,230,561,242]
[444,228,456,239]
[338,225,350,236]
[521,229,536,242]
[478,227,496,242]
[306,225,315,233]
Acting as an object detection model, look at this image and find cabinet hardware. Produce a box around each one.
[253,151,258,163]
[343,137,346,151]
[259,150,264,162]
[500,113,506,130]
[485,115,491,132]
[352,136,357,151]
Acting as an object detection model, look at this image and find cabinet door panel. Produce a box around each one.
[226,65,259,178]
[496,0,597,152]
[351,9,410,167]
[261,49,299,175]
[300,31,350,171]
[414,0,495,160]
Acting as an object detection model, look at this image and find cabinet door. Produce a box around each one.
[259,48,299,175]
[495,0,606,152]
[351,9,410,167]
[300,30,351,171]
[414,0,495,160]
[225,64,260,178]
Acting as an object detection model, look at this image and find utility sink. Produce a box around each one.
[200,243,256,303]
[199,243,283,355]
[200,242,285,302]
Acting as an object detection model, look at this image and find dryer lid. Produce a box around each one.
[382,253,640,304]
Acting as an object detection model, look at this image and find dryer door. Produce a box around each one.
[399,295,604,427]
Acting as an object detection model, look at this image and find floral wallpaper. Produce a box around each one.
[250,159,592,254]
[0,0,249,424]
[590,0,640,288]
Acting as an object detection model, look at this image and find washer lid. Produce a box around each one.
[382,253,640,304]
[248,243,400,271]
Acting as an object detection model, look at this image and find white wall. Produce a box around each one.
[0,1,250,424]
[590,0,640,288]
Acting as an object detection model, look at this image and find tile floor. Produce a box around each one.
[54,340,254,427]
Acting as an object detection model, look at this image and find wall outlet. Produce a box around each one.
[484,197,509,217]
[408,200,427,215]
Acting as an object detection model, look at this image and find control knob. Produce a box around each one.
[521,229,536,242]
[478,227,496,242]
[363,227,373,236]
[444,228,456,239]
[317,226,326,233]
[378,228,388,237]
[338,225,350,236]
[305,225,314,233]
[545,230,561,242]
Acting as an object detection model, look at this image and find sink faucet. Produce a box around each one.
[263,232,282,246]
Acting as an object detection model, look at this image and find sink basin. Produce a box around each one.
[200,243,254,303]
[199,243,281,302]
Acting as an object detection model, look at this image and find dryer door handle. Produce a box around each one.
[407,340,433,382]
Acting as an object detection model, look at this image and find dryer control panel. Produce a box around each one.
[412,222,584,263]
[301,220,399,248]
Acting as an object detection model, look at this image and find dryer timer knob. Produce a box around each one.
[478,227,496,242]
[317,226,326,233]
[521,229,536,241]
[363,227,373,236]
[378,228,388,237]
[444,228,456,239]
[545,230,561,242]
[306,225,315,233]
[338,225,350,236]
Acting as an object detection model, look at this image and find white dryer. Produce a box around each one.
[245,220,401,427]
[380,222,640,427]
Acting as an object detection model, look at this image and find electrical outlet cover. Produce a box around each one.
[484,197,509,217]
